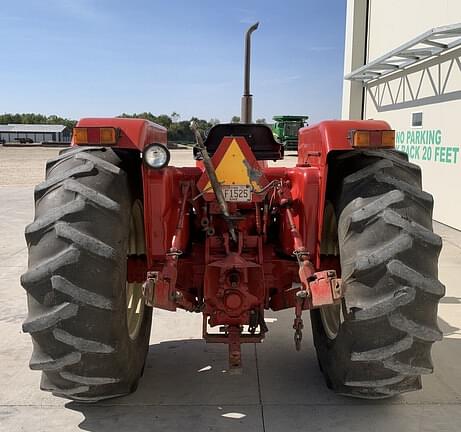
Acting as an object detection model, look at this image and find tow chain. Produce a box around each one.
[293,289,308,351]
[142,271,158,307]
[293,317,303,351]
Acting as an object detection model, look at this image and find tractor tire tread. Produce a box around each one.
[51,275,113,310]
[34,162,96,199]
[75,152,122,175]
[54,222,117,260]
[63,179,120,211]
[52,328,115,353]
[30,351,82,371]
[22,302,78,333]
[45,146,105,171]
[311,150,444,399]
[24,198,86,242]
[22,148,152,402]
[60,371,120,385]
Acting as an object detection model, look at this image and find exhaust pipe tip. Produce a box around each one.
[246,21,259,38]
[241,22,259,124]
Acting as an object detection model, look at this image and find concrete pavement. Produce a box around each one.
[0,148,460,431]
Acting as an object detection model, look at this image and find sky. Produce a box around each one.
[1,0,347,124]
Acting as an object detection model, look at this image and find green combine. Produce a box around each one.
[272,115,309,150]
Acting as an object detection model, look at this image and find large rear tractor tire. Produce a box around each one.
[21,147,152,402]
[311,149,445,399]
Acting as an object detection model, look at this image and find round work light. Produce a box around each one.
[143,144,170,169]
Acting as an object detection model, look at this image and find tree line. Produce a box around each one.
[118,112,219,143]
[118,112,267,142]
[0,112,268,143]
[0,113,77,131]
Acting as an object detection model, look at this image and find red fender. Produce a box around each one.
[297,120,391,268]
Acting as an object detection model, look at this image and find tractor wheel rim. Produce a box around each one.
[319,200,342,340]
[126,200,145,340]
[320,304,342,340]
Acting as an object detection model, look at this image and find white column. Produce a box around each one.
[341,0,368,120]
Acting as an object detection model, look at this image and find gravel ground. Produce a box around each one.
[0,146,210,188]
[0,146,61,187]
[0,145,299,188]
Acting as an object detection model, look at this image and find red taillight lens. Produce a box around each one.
[351,129,395,149]
[73,128,88,145]
[73,127,118,145]
[100,127,117,145]
[381,130,396,147]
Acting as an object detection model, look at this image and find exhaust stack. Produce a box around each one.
[241,22,259,124]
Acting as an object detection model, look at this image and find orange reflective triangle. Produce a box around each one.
[197,136,267,195]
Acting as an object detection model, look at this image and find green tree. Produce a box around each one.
[169,120,194,142]
[231,116,240,123]
[189,117,209,132]
[256,118,267,124]
[155,115,173,129]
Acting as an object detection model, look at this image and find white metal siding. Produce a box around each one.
[343,0,461,229]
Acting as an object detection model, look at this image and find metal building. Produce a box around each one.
[342,0,461,230]
[0,124,71,144]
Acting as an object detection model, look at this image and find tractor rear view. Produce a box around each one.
[21,23,444,402]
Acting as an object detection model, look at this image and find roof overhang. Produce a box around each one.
[345,23,461,84]
[0,124,67,133]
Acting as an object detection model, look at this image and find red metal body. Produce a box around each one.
[74,117,391,368]
[74,117,167,149]
[297,119,390,268]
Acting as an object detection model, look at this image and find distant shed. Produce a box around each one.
[0,124,71,144]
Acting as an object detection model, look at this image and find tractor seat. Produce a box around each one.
[193,123,284,161]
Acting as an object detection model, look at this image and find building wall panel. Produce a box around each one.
[343,0,461,229]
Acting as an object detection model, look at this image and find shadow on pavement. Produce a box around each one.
[66,338,263,432]
[64,312,461,431]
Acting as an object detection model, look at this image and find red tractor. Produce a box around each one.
[22,23,444,402]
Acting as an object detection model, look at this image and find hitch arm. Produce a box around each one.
[277,183,342,349]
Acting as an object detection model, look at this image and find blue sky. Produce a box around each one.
[1,0,346,123]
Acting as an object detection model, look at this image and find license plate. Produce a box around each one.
[222,185,251,202]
